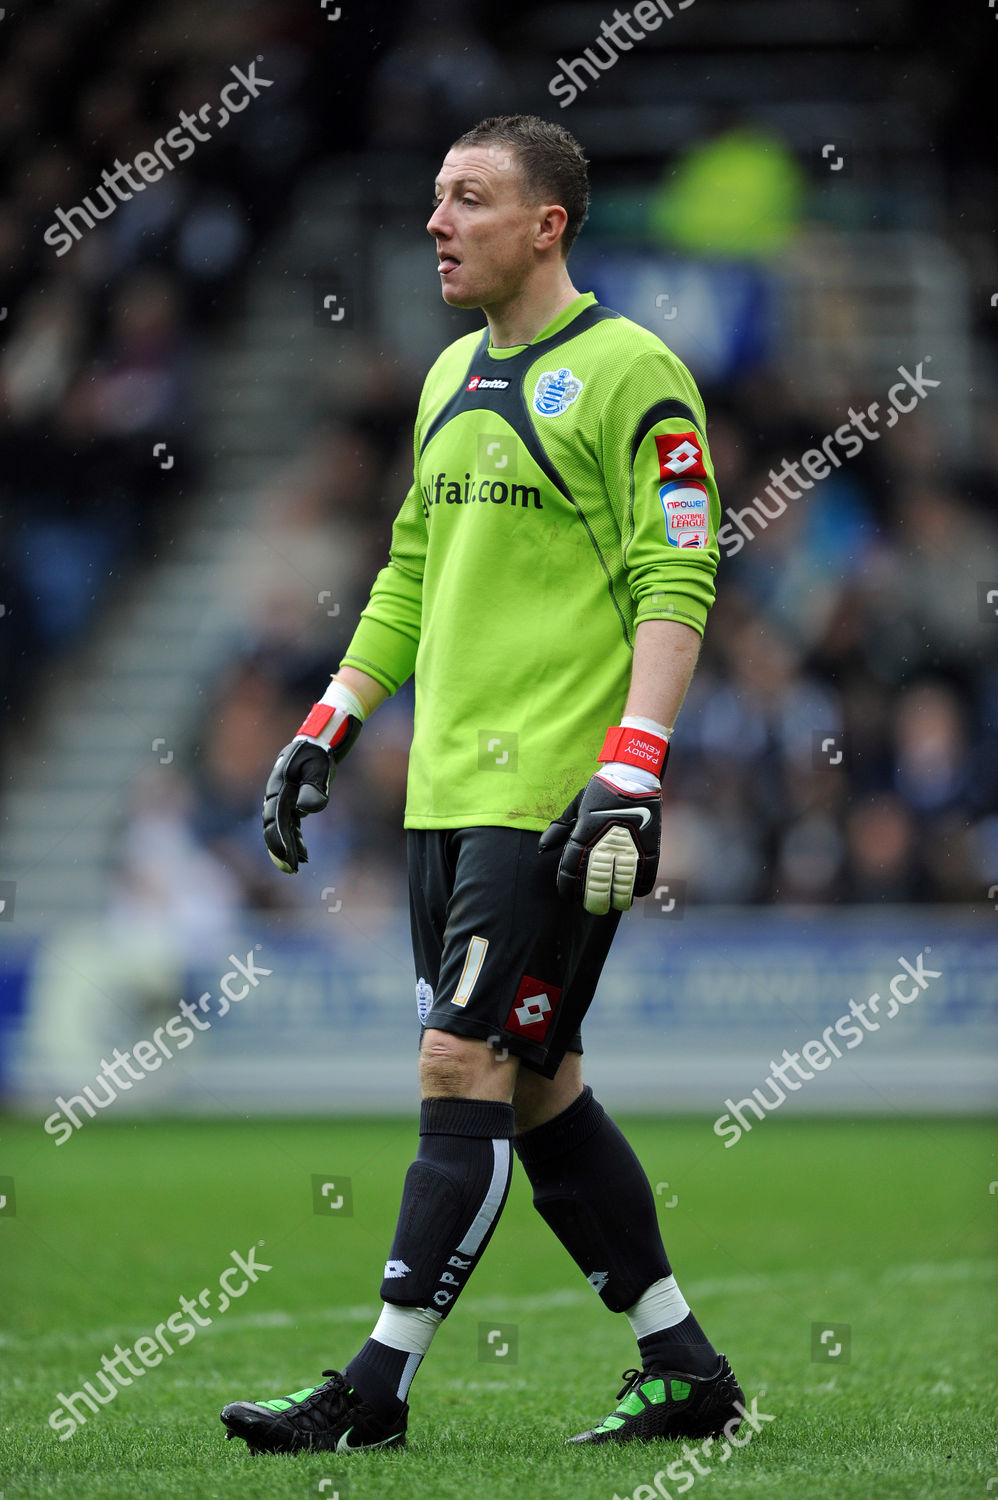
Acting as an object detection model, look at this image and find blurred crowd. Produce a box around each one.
[0,0,334,722]
[666,381,998,905]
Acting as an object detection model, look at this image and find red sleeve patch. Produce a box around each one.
[654,431,707,481]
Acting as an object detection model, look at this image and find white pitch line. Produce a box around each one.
[3,1260,992,1355]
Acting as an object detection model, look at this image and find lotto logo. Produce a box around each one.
[515,993,551,1027]
[504,975,561,1041]
[467,375,509,391]
[655,431,706,480]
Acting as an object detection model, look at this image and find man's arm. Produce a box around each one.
[542,346,719,914]
[333,665,392,718]
[623,618,701,732]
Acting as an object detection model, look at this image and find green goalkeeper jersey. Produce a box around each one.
[342,291,720,830]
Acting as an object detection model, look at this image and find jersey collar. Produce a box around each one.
[486,291,598,361]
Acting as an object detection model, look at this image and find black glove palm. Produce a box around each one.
[539,772,661,915]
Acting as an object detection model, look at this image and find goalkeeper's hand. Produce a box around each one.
[538,723,669,915]
[262,684,364,874]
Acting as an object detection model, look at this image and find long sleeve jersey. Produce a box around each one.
[342,291,720,830]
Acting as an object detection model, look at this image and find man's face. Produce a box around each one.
[427,145,555,310]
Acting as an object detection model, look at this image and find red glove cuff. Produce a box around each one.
[598,725,670,777]
[296,703,352,749]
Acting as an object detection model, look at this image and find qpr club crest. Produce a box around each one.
[532,366,583,417]
[415,977,434,1025]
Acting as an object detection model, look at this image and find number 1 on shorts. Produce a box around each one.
[451,935,489,1008]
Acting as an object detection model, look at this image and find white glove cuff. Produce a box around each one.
[598,761,662,795]
[319,678,367,722]
[621,713,674,739]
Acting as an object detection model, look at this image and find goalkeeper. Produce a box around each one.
[221,113,743,1456]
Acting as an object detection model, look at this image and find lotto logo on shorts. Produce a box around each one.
[504,975,562,1042]
[655,431,706,480]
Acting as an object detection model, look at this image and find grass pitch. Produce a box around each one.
[1,1113,995,1500]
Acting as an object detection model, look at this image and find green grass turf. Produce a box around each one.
[0,1114,996,1499]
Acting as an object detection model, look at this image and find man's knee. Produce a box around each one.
[419,1030,471,1096]
[419,1029,515,1100]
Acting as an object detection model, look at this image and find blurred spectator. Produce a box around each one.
[893,681,970,815]
[108,766,244,955]
[650,119,806,259]
[367,2,510,154]
[844,795,920,903]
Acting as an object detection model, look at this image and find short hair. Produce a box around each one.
[450,114,590,257]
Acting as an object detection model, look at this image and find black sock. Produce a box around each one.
[513,1085,671,1312]
[378,1096,514,1312]
[638,1311,720,1379]
[345,1096,514,1418]
[344,1338,416,1420]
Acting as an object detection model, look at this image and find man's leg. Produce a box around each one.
[337,826,556,1428]
[220,1030,518,1454]
[342,1031,518,1420]
[512,1055,720,1378]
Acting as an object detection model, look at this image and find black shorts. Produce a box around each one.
[407,827,621,1080]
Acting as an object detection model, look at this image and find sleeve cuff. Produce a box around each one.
[341,617,419,695]
[633,595,708,636]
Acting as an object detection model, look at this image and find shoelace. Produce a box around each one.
[615,1367,647,1402]
[317,1370,380,1420]
[290,1370,352,1414]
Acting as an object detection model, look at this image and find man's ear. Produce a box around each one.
[535,203,569,253]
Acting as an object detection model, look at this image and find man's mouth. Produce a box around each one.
[438,254,461,276]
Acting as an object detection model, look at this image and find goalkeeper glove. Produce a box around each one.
[538,720,670,915]
[262,680,365,874]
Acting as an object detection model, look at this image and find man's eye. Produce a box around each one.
[430,195,479,208]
